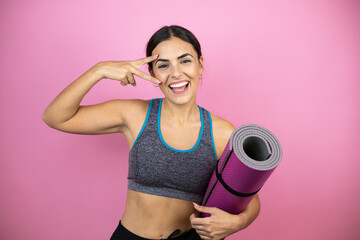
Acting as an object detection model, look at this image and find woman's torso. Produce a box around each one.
[120,98,217,239]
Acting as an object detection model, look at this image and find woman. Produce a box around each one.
[42,25,260,240]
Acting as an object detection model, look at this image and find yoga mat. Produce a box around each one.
[201,124,282,217]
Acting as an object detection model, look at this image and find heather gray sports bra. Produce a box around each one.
[127,98,217,203]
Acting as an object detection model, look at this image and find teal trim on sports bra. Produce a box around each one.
[157,98,204,153]
[206,110,218,160]
[130,99,154,152]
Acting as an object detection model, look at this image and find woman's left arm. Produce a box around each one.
[236,193,261,229]
[190,195,260,240]
[189,114,260,239]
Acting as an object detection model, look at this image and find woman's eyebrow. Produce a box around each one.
[178,53,193,59]
[155,53,194,64]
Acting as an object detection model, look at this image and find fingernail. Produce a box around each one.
[193,202,199,207]
[153,54,159,59]
[156,80,161,84]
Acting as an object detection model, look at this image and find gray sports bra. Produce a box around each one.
[127,98,218,203]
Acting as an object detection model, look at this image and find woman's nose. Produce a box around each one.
[170,64,182,78]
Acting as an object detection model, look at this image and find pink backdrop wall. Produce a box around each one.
[1,0,359,239]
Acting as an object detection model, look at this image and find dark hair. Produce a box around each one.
[146,25,202,72]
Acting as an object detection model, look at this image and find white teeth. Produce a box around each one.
[170,81,188,88]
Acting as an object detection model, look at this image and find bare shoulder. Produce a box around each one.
[111,98,150,109]
[113,99,152,146]
[112,98,151,130]
[208,112,236,159]
[114,98,151,119]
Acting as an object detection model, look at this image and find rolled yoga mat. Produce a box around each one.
[201,124,282,217]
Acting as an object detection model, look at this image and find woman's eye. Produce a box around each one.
[181,59,191,64]
[158,64,168,69]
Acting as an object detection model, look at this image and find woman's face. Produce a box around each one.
[150,37,204,105]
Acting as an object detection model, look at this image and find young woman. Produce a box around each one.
[42,25,260,240]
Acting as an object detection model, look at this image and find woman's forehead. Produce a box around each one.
[152,37,196,58]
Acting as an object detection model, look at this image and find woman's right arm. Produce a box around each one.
[41,55,160,135]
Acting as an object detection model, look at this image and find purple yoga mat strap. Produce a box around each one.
[214,150,261,197]
[201,124,282,217]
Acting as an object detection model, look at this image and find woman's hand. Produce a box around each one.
[190,203,247,240]
[94,55,161,86]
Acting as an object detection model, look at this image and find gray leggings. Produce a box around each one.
[110,220,202,240]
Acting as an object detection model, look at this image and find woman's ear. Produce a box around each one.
[199,56,204,76]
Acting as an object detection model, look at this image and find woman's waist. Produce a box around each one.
[121,189,199,238]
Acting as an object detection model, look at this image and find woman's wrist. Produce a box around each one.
[90,61,106,80]
[234,212,249,231]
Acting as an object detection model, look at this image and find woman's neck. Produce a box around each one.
[161,97,199,125]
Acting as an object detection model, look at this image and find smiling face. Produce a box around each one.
[150,37,204,105]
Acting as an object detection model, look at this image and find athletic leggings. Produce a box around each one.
[110,220,202,240]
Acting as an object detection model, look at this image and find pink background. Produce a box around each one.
[1,0,359,239]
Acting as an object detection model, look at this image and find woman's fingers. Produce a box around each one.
[193,225,211,233]
[126,73,136,86]
[130,55,161,85]
[132,55,158,68]
[193,203,217,215]
[98,56,160,86]
[129,65,161,85]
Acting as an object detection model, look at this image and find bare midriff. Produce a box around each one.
[121,189,200,239]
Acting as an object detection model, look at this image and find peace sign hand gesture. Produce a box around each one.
[95,55,161,86]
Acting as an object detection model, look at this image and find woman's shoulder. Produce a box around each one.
[207,111,236,159]
[208,112,235,131]
[109,98,153,124]
[111,98,152,112]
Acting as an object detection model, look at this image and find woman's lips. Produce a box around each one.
[168,81,190,94]
[168,80,189,88]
